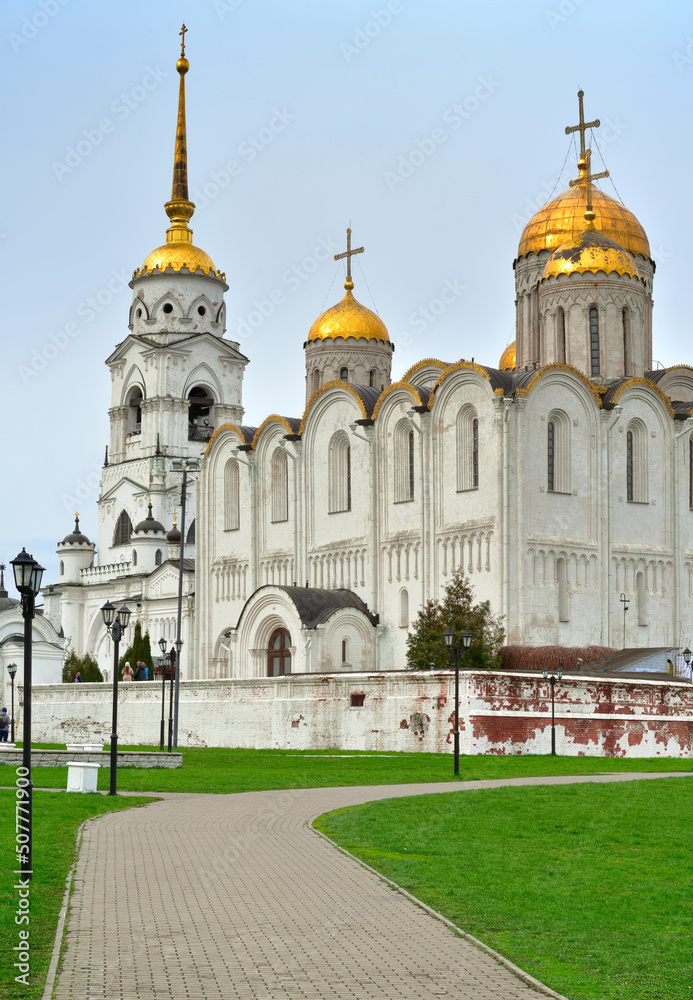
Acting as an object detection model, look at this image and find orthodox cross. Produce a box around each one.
[565,89,599,162]
[179,23,188,57]
[334,228,364,284]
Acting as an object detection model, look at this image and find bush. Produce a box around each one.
[62,649,103,683]
[118,620,155,679]
[406,569,505,670]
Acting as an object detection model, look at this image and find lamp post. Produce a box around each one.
[443,629,472,776]
[619,593,629,648]
[170,457,197,748]
[542,660,564,755]
[683,647,692,682]
[11,548,45,881]
[167,645,177,753]
[158,638,167,750]
[101,600,131,795]
[7,663,17,743]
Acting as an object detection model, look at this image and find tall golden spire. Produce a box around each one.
[164,24,195,247]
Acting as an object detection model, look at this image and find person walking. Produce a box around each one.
[134,661,147,682]
[0,708,9,742]
[122,662,134,683]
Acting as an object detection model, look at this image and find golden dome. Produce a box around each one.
[519,171,650,260]
[308,285,389,343]
[498,342,516,371]
[141,239,217,275]
[543,224,639,281]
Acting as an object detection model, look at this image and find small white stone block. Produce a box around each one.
[83,744,104,752]
[66,743,84,752]
[0,743,16,749]
[66,762,100,793]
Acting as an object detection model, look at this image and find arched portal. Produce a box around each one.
[267,627,292,676]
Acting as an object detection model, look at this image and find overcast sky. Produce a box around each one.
[2,0,692,592]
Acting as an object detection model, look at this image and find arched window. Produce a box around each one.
[547,410,570,494]
[328,432,351,513]
[312,369,321,394]
[456,406,479,491]
[399,588,409,628]
[341,638,350,664]
[557,557,569,621]
[394,420,415,502]
[155,549,162,566]
[622,307,631,376]
[556,307,566,363]
[589,307,600,376]
[186,519,196,544]
[267,627,291,676]
[127,387,143,435]
[271,448,289,522]
[188,386,215,441]
[369,368,377,388]
[113,510,133,546]
[340,367,349,382]
[626,420,648,502]
[637,570,647,626]
[60,560,64,576]
[224,459,240,530]
[132,549,138,566]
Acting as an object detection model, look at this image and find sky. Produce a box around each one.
[2,0,693,594]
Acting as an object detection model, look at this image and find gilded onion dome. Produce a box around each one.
[519,163,650,260]
[136,27,220,278]
[308,281,390,343]
[543,223,639,281]
[498,342,516,371]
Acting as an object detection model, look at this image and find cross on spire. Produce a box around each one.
[179,23,188,57]
[334,227,364,290]
[565,89,600,162]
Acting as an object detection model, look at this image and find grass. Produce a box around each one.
[315,778,693,1000]
[1,745,692,795]
[0,789,156,1000]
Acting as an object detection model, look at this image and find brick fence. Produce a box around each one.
[20,670,693,757]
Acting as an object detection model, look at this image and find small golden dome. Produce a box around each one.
[498,342,516,371]
[519,172,649,260]
[308,286,389,343]
[141,239,217,275]
[543,224,639,281]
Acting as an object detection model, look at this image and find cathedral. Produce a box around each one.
[37,44,693,683]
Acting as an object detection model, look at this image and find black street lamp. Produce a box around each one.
[7,663,17,743]
[443,628,472,776]
[542,660,564,755]
[101,601,131,795]
[11,548,45,881]
[683,647,692,682]
[167,645,177,753]
[158,637,167,751]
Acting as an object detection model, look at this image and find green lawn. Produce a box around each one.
[315,777,693,1000]
[0,789,156,1000]
[2,745,692,795]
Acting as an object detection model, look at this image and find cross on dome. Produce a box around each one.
[565,89,600,164]
[179,23,188,57]
[334,228,364,291]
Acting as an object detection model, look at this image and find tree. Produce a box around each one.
[118,620,155,679]
[406,568,505,670]
[62,649,103,683]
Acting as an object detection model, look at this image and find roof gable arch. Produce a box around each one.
[519,367,603,422]
[428,361,500,412]
[604,378,676,424]
[204,423,257,458]
[371,381,430,423]
[299,381,380,436]
[514,363,606,408]
[251,415,301,452]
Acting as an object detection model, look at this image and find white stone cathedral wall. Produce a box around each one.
[26,672,693,757]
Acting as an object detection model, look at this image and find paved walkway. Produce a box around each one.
[52,771,691,1000]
